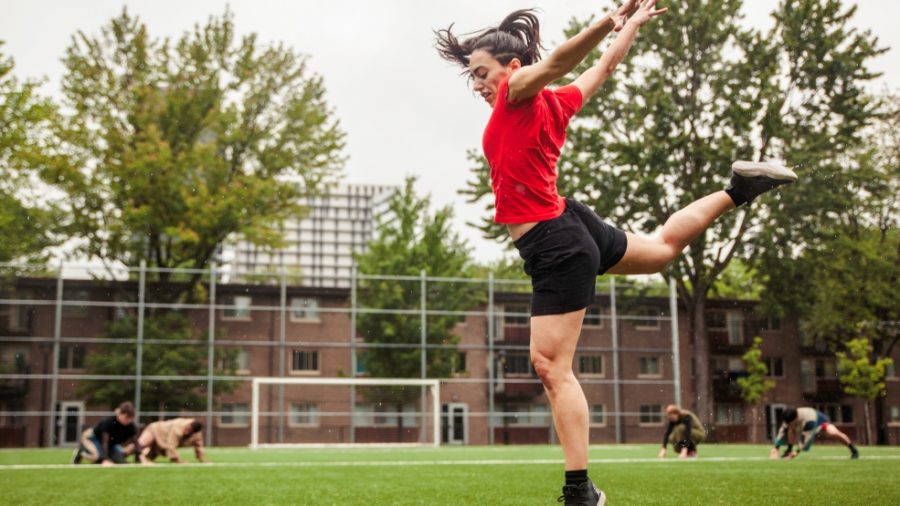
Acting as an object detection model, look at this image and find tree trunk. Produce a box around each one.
[864,401,872,446]
[689,294,713,427]
[750,405,758,443]
[396,402,404,443]
[875,395,887,445]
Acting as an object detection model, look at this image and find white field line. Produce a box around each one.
[2,454,900,471]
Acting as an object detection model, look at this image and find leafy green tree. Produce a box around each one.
[79,312,238,421]
[737,337,775,442]
[768,94,898,443]
[40,9,344,301]
[0,42,60,264]
[355,176,482,433]
[461,0,884,423]
[836,338,894,445]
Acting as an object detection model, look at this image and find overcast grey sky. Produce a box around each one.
[2,0,898,264]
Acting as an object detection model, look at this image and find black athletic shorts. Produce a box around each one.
[513,198,628,316]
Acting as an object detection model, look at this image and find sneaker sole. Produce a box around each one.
[598,490,607,506]
[732,161,798,181]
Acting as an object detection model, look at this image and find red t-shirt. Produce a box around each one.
[482,77,583,224]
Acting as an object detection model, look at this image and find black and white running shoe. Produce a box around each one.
[726,160,798,206]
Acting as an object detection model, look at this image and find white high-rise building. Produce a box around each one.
[224,184,396,287]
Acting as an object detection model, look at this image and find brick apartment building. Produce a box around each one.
[1,276,899,448]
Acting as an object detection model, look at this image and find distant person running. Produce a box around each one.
[137,417,206,464]
[770,406,859,460]
[436,0,796,503]
[72,401,145,465]
[658,405,706,459]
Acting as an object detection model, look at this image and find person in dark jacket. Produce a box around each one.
[658,404,706,459]
[72,401,144,465]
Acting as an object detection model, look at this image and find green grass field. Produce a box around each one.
[2,444,899,505]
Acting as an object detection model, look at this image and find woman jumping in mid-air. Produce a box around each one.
[436,1,796,504]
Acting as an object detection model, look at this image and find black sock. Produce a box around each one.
[849,443,858,452]
[565,469,588,487]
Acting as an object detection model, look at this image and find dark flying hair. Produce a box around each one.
[783,407,798,423]
[434,9,543,71]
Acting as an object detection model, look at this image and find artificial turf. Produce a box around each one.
[2,444,899,505]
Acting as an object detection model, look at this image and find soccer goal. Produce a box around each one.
[250,377,441,449]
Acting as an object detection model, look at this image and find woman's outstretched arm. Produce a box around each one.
[571,0,668,102]
[507,0,639,102]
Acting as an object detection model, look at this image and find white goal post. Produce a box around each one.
[250,377,441,449]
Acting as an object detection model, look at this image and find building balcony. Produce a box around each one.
[0,361,29,400]
[709,330,748,354]
[801,339,833,356]
[712,371,747,402]
[802,378,844,401]
[495,378,544,400]
[496,326,530,345]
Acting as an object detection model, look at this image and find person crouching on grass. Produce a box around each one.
[658,404,706,459]
[770,406,859,460]
[72,401,146,465]
[137,417,207,464]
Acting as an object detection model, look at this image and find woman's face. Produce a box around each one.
[468,49,519,107]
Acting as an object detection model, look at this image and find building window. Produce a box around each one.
[58,344,86,370]
[354,403,418,427]
[715,404,745,425]
[635,307,660,330]
[884,362,897,379]
[639,405,663,425]
[590,405,606,426]
[578,355,604,377]
[759,315,781,331]
[2,301,32,332]
[62,288,91,317]
[503,304,530,327]
[764,357,784,378]
[453,352,467,376]
[503,353,532,376]
[889,406,900,425]
[222,295,251,320]
[708,310,744,345]
[815,359,837,379]
[220,403,249,427]
[801,359,815,393]
[234,350,250,374]
[583,306,603,328]
[289,403,320,427]
[816,404,854,424]
[291,350,319,374]
[290,297,320,321]
[639,357,662,378]
[493,404,550,427]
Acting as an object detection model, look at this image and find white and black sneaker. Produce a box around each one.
[71,447,82,465]
[726,160,798,206]
[557,479,607,505]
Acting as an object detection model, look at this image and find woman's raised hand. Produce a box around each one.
[628,0,668,27]
[612,0,640,32]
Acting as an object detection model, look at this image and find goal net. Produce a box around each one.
[250,377,441,449]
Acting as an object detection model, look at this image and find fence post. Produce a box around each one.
[206,262,217,447]
[610,277,622,444]
[669,277,682,407]
[48,262,64,447]
[349,264,357,444]
[420,269,427,443]
[487,272,495,445]
[279,267,287,443]
[135,260,146,422]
